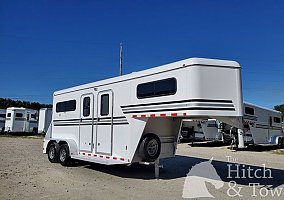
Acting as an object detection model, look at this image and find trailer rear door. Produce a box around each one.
[79,94,94,152]
[96,90,113,155]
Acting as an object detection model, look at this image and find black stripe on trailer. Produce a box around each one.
[54,122,129,126]
[53,116,127,123]
[121,99,233,108]
[122,107,236,114]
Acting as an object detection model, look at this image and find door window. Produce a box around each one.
[83,97,91,117]
[100,94,109,116]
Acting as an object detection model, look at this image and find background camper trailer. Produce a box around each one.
[5,107,38,134]
[0,109,6,132]
[38,108,52,134]
[43,57,244,170]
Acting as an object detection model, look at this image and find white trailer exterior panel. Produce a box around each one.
[38,108,52,133]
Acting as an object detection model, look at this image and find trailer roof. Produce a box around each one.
[6,107,37,112]
[54,57,240,96]
[244,101,281,114]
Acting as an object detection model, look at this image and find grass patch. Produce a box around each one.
[271,149,284,155]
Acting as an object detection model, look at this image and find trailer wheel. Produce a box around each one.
[59,144,71,166]
[277,138,282,149]
[282,138,284,149]
[139,134,161,162]
[32,128,38,135]
[48,142,59,163]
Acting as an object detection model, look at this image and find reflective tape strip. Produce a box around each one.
[80,152,126,162]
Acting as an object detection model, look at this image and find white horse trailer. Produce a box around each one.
[38,108,52,134]
[5,107,38,134]
[0,109,6,132]
[242,102,283,147]
[180,119,205,140]
[200,119,224,141]
[200,102,284,147]
[180,119,225,142]
[43,58,243,168]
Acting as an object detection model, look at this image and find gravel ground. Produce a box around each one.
[0,136,283,200]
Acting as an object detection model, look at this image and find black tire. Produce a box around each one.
[48,142,59,163]
[59,144,71,166]
[277,138,282,149]
[32,128,38,135]
[280,138,284,149]
[139,134,161,162]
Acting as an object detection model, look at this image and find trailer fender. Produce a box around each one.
[59,139,79,156]
[43,138,79,156]
[270,135,283,145]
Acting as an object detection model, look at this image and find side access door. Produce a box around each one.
[79,94,95,152]
[96,90,113,155]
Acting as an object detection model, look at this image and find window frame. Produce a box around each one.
[244,107,255,115]
[137,77,177,99]
[273,117,281,123]
[100,94,109,116]
[15,113,23,118]
[31,114,36,119]
[56,100,76,113]
[83,96,91,117]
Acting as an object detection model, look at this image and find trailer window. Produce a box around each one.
[0,114,5,118]
[7,113,11,117]
[101,94,109,116]
[15,113,23,118]
[31,114,36,119]
[56,100,76,112]
[137,78,177,99]
[274,117,281,123]
[245,107,254,115]
[83,97,91,117]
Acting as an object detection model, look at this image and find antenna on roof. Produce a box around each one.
[119,42,123,76]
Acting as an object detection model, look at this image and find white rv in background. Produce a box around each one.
[5,107,38,134]
[43,58,243,168]
[38,108,52,134]
[0,109,6,132]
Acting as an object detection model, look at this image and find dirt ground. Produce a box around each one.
[0,136,284,200]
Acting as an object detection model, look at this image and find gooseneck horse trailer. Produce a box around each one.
[43,58,244,169]
[197,102,284,147]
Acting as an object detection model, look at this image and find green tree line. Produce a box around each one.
[0,98,52,111]
[274,104,284,119]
